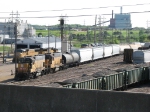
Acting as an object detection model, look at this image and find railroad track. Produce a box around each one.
[6,55,134,87]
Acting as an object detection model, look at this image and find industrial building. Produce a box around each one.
[16,37,62,51]
[109,7,132,29]
[0,20,36,38]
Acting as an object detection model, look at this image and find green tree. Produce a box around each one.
[38,33,43,37]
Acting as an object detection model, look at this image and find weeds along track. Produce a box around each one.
[6,55,135,86]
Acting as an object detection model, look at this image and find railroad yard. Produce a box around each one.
[0,54,150,94]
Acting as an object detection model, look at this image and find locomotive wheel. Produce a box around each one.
[25,73,30,80]
[41,71,43,76]
[48,69,51,74]
[59,66,63,71]
[33,73,37,78]
[50,68,55,73]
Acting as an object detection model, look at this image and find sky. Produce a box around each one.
[0,0,150,28]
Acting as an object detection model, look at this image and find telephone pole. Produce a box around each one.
[48,25,50,53]
[3,19,6,63]
[59,18,64,53]
[94,15,97,44]
[14,22,18,78]
[10,11,20,51]
[87,26,89,43]
[99,16,102,43]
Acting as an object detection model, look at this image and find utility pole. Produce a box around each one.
[69,26,72,52]
[94,15,97,44]
[59,18,64,53]
[10,11,20,51]
[99,16,102,43]
[87,26,89,43]
[14,22,18,77]
[3,19,6,63]
[48,25,50,53]
[10,11,14,51]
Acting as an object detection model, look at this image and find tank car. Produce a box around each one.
[62,52,79,68]
[15,54,45,80]
[71,48,93,63]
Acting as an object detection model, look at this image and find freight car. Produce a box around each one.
[15,44,141,80]
[63,65,150,90]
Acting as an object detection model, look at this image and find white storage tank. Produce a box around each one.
[111,44,120,55]
[133,50,150,64]
[71,48,93,63]
[92,47,104,60]
[103,45,112,57]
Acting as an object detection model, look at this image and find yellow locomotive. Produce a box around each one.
[15,54,46,79]
[12,48,58,63]
[15,52,63,80]
[45,52,63,73]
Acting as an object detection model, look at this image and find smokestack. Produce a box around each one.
[112,10,113,19]
[120,7,122,14]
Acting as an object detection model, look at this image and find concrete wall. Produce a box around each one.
[0,84,150,112]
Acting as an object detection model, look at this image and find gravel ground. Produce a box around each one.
[0,63,15,82]
[125,82,150,94]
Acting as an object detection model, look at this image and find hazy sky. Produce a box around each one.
[0,0,150,28]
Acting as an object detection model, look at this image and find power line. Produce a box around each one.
[0,3,150,13]
[0,10,150,19]
[15,3,150,13]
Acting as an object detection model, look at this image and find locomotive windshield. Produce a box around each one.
[16,49,27,53]
[18,57,34,63]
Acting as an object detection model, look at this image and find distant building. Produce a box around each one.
[16,37,62,51]
[115,14,132,29]
[0,20,36,38]
[109,7,132,29]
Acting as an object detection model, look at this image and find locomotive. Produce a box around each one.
[15,44,141,80]
[12,48,58,63]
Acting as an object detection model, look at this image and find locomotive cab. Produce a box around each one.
[45,52,63,73]
[15,57,35,79]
